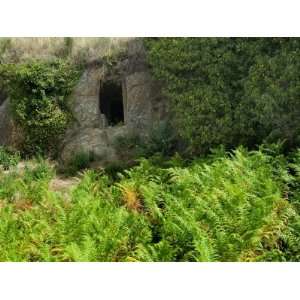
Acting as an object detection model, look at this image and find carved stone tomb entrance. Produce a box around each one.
[99,80,124,126]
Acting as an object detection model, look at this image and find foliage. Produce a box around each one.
[0,59,81,156]
[142,121,179,157]
[127,148,300,261]
[0,147,20,170]
[0,165,150,261]
[63,151,96,176]
[144,38,300,153]
[0,38,12,63]
[0,158,54,205]
[239,47,300,149]
[114,121,179,162]
[0,147,299,261]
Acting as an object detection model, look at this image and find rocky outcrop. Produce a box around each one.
[61,39,167,165]
[0,89,7,106]
[0,39,168,164]
[61,126,126,163]
[68,67,103,129]
[125,71,153,131]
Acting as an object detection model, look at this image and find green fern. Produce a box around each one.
[0,147,299,261]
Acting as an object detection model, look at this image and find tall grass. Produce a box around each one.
[0,147,299,261]
[0,37,132,64]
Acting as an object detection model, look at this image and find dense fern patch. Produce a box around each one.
[0,147,299,261]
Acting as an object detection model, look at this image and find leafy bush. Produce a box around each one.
[0,147,20,170]
[144,38,300,153]
[238,48,300,149]
[142,121,179,157]
[114,121,179,161]
[63,151,96,176]
[0,147,299,261]
[0,59,81,156]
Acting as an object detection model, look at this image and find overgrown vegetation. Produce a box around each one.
[63,151,97,176]
[145,38,300,154]
[114,121,179,162]
[0,147,20,170]
[1,38,300,262]
[0,59,81,156]
[0,147,299,261]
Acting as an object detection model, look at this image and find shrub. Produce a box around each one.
[113,132,142,159]
[0,59,81,156]
[64,151,96,176]
[141,121,179,157]
[238,48,300,149]
[113,121,179,161]
[144,38,300,153]
[0,147,20,170]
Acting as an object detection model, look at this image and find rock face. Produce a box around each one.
[69,67,102,129]
[0,39,168,164]
[125,71,154,131]
[61,39,167,164]
[61,126,126,164]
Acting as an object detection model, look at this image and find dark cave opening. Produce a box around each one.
[99,80,124,126]
[0,90,7,106]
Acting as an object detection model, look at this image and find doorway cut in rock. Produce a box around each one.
[0,90,7,106]
[99,80,124,126]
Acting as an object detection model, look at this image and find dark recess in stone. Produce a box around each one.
[0,90,7,106]
[100,80,124,126]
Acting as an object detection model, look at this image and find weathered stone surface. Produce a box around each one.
[72,67,102,97]
[68,67,102,128]
[125,71,153,131]
[124,39,148,74]
[59,39,167,164]
[70,95,101,128]
[0,90,7,106]
[61,125,127,164]
[0,39,167,163]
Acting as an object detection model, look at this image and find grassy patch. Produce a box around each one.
[0,147,20,170]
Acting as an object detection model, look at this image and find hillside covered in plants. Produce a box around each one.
[0,37,300,261]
